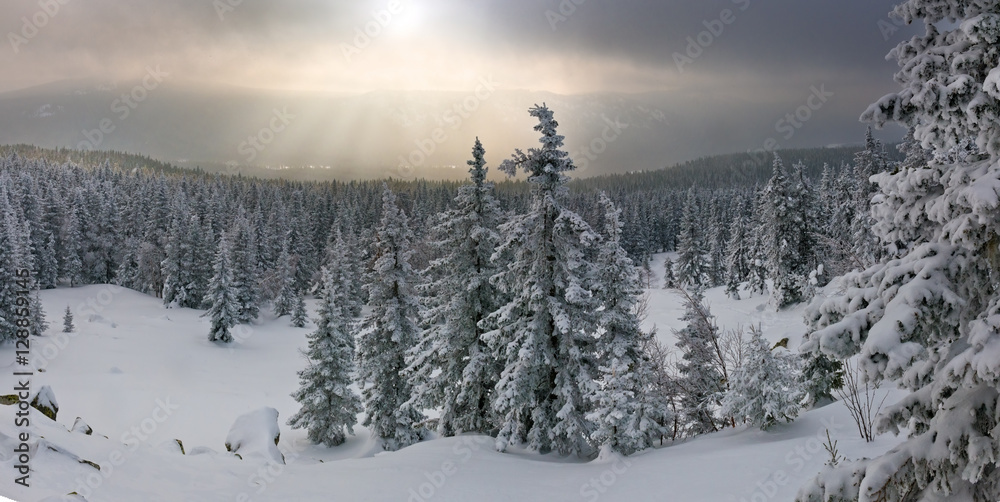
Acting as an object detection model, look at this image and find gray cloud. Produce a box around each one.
[0,0,921,174]
[0,0,916,90]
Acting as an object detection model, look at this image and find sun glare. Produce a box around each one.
[388,1,426,36]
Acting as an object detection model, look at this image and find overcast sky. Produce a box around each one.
[0,1,920,172]
[2,1,914,94]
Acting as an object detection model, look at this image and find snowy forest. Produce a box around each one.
[0,114,907,441]
[4,0,1000,500]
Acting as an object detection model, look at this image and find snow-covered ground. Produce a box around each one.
[0,255,904,501]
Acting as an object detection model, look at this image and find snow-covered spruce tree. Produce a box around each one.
[273,235,296,318]
[758,155,811,309]
[290,288,307,328]
[0,186,23,343]
[285,199,317,292]
[850,127,891,267]
[321,228,362,320]
[643,335,684,443]
[663,257,678,289]
[816,162,837,236]
[407,138,504,436]
[706,197,729,287]
[746,213,770,297]
[639,253,654,289]
[881,129,932,261]
[229,210,260,324]
[822,163,861,275]
[724,213,751,300]
[721,328,802,430]
[18,177,56,291]
[161,205,199,309]
[356,186,426,451]
[486,104,600,455]
[798,2,1000,500]
[673,288,726,435]
[205,232,239,344]
[0,183,46,341]
[799,352,844,409]
[288,267,362,447]
[193,218,216,308]
[789,161,819,292]
[675,187,709,289]
[62,306,74,333]
[588,192,668,455]
[38,231,57,290]
[340,229,366,317]
[61,205,83,287]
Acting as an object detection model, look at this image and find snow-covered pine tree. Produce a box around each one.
[880,129,931,261]
[61,205,83,287]
[789,161,818,291]
[798,352,843,409]
[205,232,239,344]
[40,180,65,289]
[18,175,57,290]
[639,253,653,288]
[341,229,366,317]
[673,288,726,435]
[288,267,362,447]
[0,182,46,339]
[850,127,891,267]
[258,200,287,294]
[356,186,425,451]
[323,228,363,320]
[675,187,709,289]
[721,328,802,430]
[62,306,74,333]
[810,163,844,288]
[407,138,504,436]
[724,213,751,300]
[229,210,260,324]
[798,2,1000,499]
[588,192,668,455]
[273,235,296,317]
[706,196,729,287]
[746,201,770,297]
[286,197,317,293]
[0,184,23,343]
[486,104,600,455]
[38,230,57,290]
[830,163,859,271]
[290,288,307,328]
[193,218,216,308]
[161,202,198,308]
[758,155,809,308]
[114,236,143,292]
[134,182,169,296]
[662,257,678,289]
[816,162,837,236]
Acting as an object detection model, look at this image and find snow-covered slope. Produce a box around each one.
[0,255,903,501]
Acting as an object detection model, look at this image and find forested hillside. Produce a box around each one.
[0,133,904,286]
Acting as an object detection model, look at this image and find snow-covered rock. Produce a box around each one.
[157,439,185,455]
[71,417,92,435]
[224,407,284,464]
[31,385,59,421]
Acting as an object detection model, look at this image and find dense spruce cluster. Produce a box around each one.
[0,105,899,457]
[798,0,1000,499]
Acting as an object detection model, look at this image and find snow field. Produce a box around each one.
[0,255,903,501]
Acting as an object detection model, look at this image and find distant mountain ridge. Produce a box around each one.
[1,141,900,190]
[0,79,903,180]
